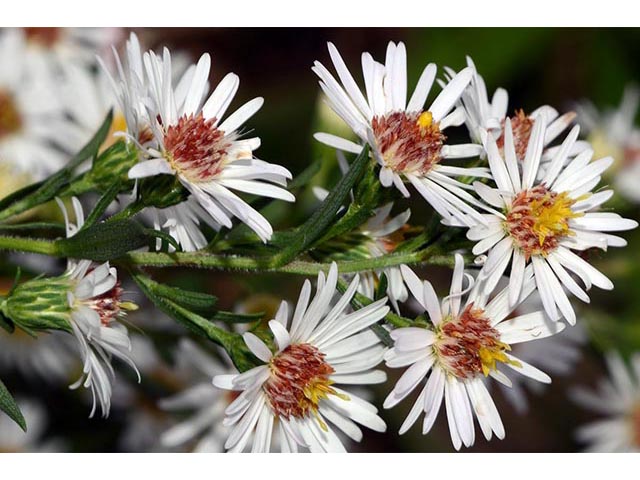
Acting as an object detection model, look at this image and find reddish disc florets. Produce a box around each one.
[163,113,231,183]
[505,184,580,259]
[263,343,338,422]
[371,111,445,175]
[496,109,534,160]
[0,91,22,139]
[23,27,62,47]
[86,280,125,326]
[632,406,640,448]
[435,304,514,379]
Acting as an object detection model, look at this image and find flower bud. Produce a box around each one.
[1,276,73,334]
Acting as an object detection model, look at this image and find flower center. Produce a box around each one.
[100,111,129,153]
[85,280,137,326]
[371,111,445,175]
[505,184,581,259]
[163,113,231,183]
[632,405,640,447]
[23,27,62,47]
[496,109,534,160]
[0,90,22,139]
[263,343,347,429]
[435,304,518,379]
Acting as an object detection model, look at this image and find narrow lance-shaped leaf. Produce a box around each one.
[273,144,371,265]
[0,378,26,431]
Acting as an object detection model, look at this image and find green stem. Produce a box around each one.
[0,236,57,256]
[123,246,456,273]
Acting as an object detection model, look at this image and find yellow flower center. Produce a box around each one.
[435,304,520,379]
[264,343,348,431]
[0,90,22,139]
[371,110,445,175]
[505,184,583,259]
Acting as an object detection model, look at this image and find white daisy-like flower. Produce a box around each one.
[159,338,237,452]
[576,85,640,203]
[213,263,389,452]
[468,119,638,325]
[313,41,491,227]
[571,352,640,452]
[0,29,68,181]
[124,47,295,243]
[454,57,587,162]
[384,254,566,450]
[57,197,140,418]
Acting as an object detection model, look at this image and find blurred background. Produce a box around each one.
[1,27,640,452]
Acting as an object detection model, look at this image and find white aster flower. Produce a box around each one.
[0,29,68,181]
[384,254,565,450]
[571,352,640,452]
[469,119,637,325]
[58,197,140,418]
[454,57,587,162]
[213,263,389,452]
[125,47,295,242]
[313,41,491,227]
[159,338,237,452]
[576,85,640,203]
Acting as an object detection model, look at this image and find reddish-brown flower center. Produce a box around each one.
[87,280,124,326]
[505,184,580,259]
[263,343,342,425]
[163,113,230,183]
[371,111,445,175]
[0,90,22,139]
[435,304,515,378]
[632,405,640,447]
[496,109,534,160]
[23,27,62,47]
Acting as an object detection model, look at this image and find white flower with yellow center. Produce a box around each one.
[572,352,640,452]
[58,197,140,418]
[313,41,490,227]
[124,47,295,243]
[213,263,389,452]
[468,119,637,325]
[384,254,565,450]
[0,29,68,183]
[454,56,588,162]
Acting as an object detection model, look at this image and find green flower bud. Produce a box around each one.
[86,140,139,191]
[1,276,73,334]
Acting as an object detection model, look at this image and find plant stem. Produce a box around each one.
[0,236,57,256]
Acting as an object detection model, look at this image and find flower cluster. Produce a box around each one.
[0,31,639,453]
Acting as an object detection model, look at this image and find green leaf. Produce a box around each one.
[56,219,149,261]
[132,273,218,314]
[0,312,14,333]
[375,273,388,301]
[0,378,26,431]
[272,144,371,265]
[0,110,114,222]
[0,222,65,233]
[211,310,265,324]
[80,181,123,232]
